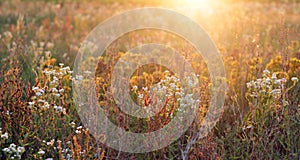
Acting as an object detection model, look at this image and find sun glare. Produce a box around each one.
[184,0,210,6]
[170,0,216,18]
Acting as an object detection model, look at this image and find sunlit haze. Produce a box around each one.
[167,0,216,18]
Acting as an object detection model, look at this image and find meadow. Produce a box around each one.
[0,0,300,159]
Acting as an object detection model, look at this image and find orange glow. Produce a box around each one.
[169,0,216,18]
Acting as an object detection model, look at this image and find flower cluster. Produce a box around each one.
[75,125,85,134]
[247,70,285,97]
[28,63,73,113]
[132,71,200,117]
[0,128,9,140]
[246,69,298,106]
[2,143,25,159]
[150,71,183,99]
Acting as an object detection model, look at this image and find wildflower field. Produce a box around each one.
[0,0,300,159]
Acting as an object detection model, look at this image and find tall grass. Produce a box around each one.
[0,0,300,159]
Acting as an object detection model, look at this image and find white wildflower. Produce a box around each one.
[270,89,281,95]
[46,139,55,146]
[274,80,281,85]
[32,86,39,91]
[263,69,270,75]
[272,73,277,80]
[170,83,177,89]
[60,66,70,74]
[84,70,92,74]
[42,103,50,109]
[38,99,45,103]
[56,106,63,112]
[138,94,144,99]
[1,132,8,139]
[17,146,25,153]
[28,101,35,106]
[75,130,80,134]
[37,149,45,155]
[53,76,59,81]
[54,93,60,97]
[51,88,58,93]
[2,148,10,153]
[265,77,271,84]
[36,92,42,97]
[59,88,64,93]
[291,77,298,82]
[132,85,138,91]
[70,122,76,128]
[9,143,16,149]
[246,82,252,88]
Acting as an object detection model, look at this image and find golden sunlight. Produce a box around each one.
[169,0,216,18]
[184,0,210,6]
